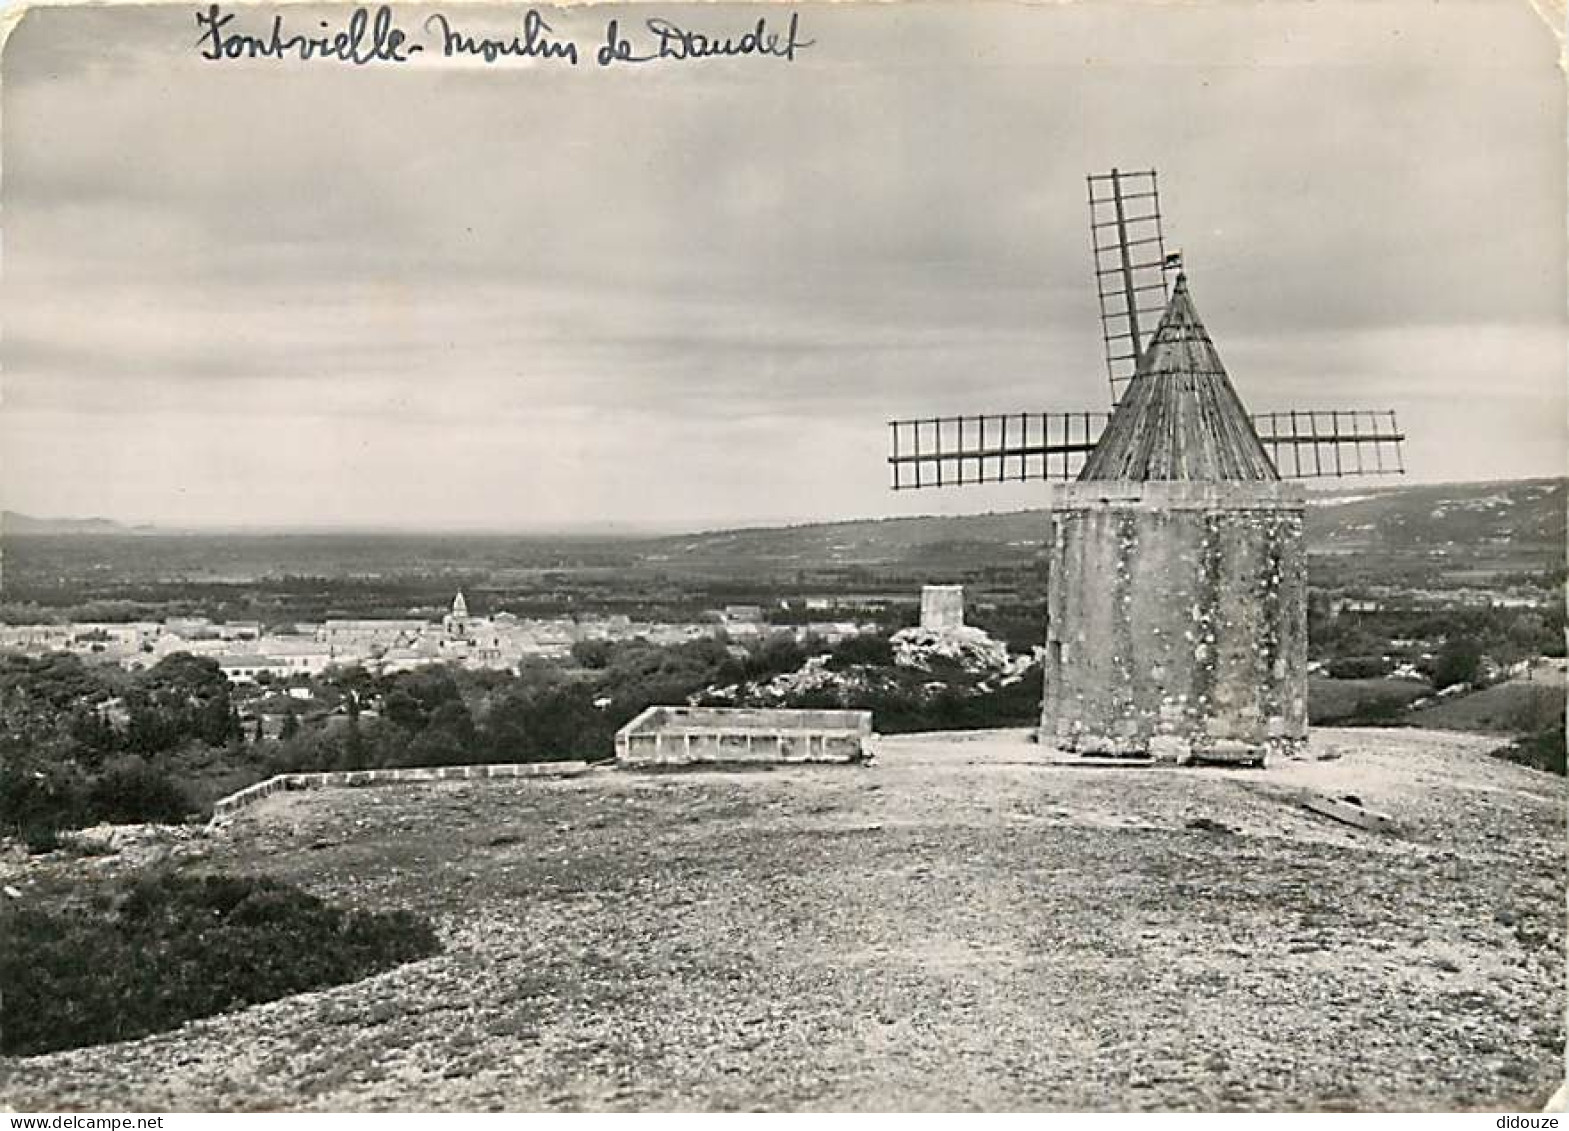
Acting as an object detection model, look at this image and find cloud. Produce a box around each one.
[1,1,1562,527]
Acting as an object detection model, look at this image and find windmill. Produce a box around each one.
[885,168,1408,765]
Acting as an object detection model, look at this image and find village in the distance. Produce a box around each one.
[1,474,1563,837]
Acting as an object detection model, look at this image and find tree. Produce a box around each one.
[66,707,118,765]
[339,714,367,771]
[570,640,613,669]
[1434,635,1483,690]
[322,664,376,713]
[123,653,240,753]
[481,690,532,761]
[0,655,115,740]
[380,667,463,734]
[523,686,615,761]
[408,700,479,764]
[196,696,242,747]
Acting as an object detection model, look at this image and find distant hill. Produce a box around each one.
[634,477,1567,572]
[1303,478,1565,558]
[4,478,1561,582]
[637,511,1051,571]
[2,512,140,536]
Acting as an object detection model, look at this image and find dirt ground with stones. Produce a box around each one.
[3,727,1564,1112]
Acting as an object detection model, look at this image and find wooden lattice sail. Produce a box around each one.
[887,167,1404,489]
[1087,168,1179,405]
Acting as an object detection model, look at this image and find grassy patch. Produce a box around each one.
[1410,680,1564,734]
[0,871,440,1057]
[1309,677,1431,725]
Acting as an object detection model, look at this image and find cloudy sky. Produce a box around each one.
[2,0,1562,530]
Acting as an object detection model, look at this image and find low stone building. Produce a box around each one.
[615,706,873,766]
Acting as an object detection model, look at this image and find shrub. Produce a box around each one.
[1326,655,1392,680]
[827,634,894,670]
[860,665,1042,734]
[1492,724,1567,776]
[85,757,194,825]
[0,757,193,840]
[0,871,441,1056]
[21,823,61,855]
[0,762,89,839]
[741,636,811,681]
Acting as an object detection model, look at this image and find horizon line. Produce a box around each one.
[2,473,1563,539]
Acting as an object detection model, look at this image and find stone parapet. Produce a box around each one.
[208,760,593,824]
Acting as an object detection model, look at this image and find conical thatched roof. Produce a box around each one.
[1078,274,1279,482]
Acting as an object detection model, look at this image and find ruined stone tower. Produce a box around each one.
[1038,274,1308,764]
[919,585,965,631]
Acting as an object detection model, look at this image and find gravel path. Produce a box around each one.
[4,727,1563,1111]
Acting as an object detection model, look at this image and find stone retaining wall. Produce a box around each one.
[208,761,593,822]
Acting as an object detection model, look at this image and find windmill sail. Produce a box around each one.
[887,412,1106,490]
[1087,169,1179,404]
[1252,410,1406,477]
[886,408,1404,488]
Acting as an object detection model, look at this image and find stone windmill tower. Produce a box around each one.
[887,169,1406,765]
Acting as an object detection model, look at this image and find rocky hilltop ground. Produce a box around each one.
[2,728,1563,1112]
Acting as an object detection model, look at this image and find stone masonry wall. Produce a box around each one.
[1040,481,1308,763]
